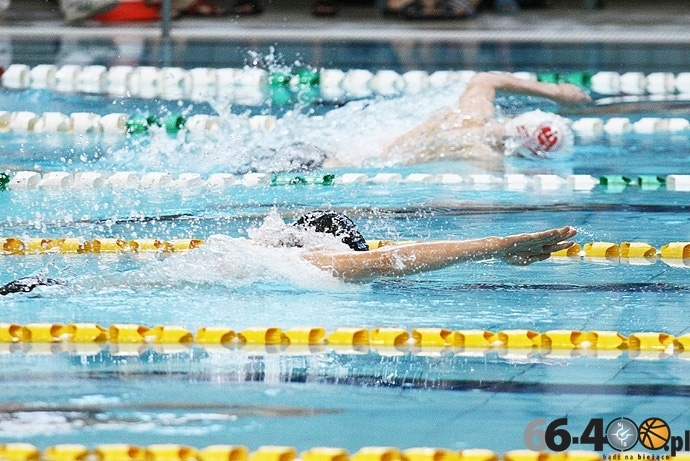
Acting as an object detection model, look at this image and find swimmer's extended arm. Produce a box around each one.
[303,226,577,282]
[383,73,590,165]
[457,72,592,124]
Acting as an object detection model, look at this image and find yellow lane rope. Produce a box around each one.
[0,444,624,461]
[1,237,204,254]
[2,238,690,263]
[0,324,687,355]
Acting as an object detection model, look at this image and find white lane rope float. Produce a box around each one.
[0,108,688,137]
[1,64,690,104]
[2,171,690,192]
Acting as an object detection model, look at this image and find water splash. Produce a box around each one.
[35,211,356,294]
[101,80,466,174]
[123,233,345,290]
[247,208,353,252]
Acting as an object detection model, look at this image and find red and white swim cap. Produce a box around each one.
[505,110,574,159]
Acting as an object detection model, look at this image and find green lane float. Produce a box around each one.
[271,173,335,186]
[268,70,293,105]
[163,113,186,134]
[563,71,592,87]
[637,175,666,189]
[294,66,320,86]
[125,114,160,134]
[537,71,592,88]
[293,66,321,103]
[0,172,9,191]
[599,175,631,188]
[268,67,321,105]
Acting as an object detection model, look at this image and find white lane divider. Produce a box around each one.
[0,108,687,137]
[2,64,690,103]
[3,171,690,192]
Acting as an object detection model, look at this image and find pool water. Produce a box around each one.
[1,44,690,458]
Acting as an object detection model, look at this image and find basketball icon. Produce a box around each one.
[638,417,671,450]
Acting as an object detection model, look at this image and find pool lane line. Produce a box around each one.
[564,94,690,116]
[1,236,204,254]
[0,343,684,366]
[317,377,690,397]
[4,171,690,192]
[0,109,688,137]
[2,65,690,102]
[2,203,690,233]
[0,110,275,135]
[0,444,603,461]
[444,282,690,293]
[0,401,339,416]
[3,203,690,232]
[370,203,690,216]
[0,324,686,353]
[0,333,685,362]
[0,370,689,398]
[2,236,690,263]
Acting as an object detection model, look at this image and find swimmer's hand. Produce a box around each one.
[555,83,592,104]
[0,276,65,295]
[499,226,577,265]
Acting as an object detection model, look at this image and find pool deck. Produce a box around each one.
[1,0,689,45]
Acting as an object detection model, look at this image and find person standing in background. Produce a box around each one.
[1,0,119,23]
[0,0,227,23]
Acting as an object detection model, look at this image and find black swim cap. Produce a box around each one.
[292,211,369,251]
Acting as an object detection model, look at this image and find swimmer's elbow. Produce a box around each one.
[466,72,502,89]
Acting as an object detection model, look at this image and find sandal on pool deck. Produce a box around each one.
[313,0,338,17]
[231,0,263,15]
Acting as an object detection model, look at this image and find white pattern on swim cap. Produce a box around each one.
[505,110,574,159]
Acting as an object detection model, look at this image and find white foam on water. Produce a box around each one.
[52,211,358,294]
[103,81,466,174]
[247,208,354,252]
[105,237,346,292]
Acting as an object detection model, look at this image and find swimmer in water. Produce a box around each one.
[0,275,65,295]
[383,72,592,169]
[292,211,576,282]
[0,211,576,293]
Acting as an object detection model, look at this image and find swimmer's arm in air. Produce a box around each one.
[383,73,591,164]
[0,276,65,295]
[456,72,593,124]
[302,226,577,282]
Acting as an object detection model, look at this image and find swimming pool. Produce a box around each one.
[1,40,690,460]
